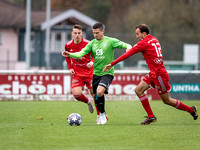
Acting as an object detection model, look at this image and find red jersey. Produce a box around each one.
[65,38,94,77]
[111,35,166,77]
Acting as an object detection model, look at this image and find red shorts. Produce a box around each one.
[143,72,171,95]
[71,76,93,89]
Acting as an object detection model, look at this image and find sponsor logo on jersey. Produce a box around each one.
[75,57,85,63]
[96,49,103,55]
[96,56,105,59]
[154,58,163,64]
[103,42,107,47]
[93,44,97,49]
[72,79,79,84]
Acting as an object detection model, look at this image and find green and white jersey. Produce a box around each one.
[69,36,131,76]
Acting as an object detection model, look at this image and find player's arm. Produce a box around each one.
[65,57,75,75]
[123,43,132,51]
[103,42,144,72]
[63,44,75,75]
[65,57,72,69]
[62,47,89,58]
[111,38,132,51]
[62,51,70,57]
[86,52,94,68]
[103,47,137,72]
[62,50,85,58]
[90,52,95,64]
[86,61,94,68]
[69,43,92,58]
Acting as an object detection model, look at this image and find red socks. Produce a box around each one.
[73,94,89,104]
[139,95,193,117]
[175,100,193,113]
[74,94,100,115]
[139,95,154,118]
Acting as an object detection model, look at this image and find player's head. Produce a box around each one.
[92,22,105,41]
[135,24,150,40]
[72,24,83,43]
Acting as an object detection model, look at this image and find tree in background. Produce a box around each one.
[126,0,200,41]
[51,0,111,24]
[125,0,200,61]
[106,0,133,33]
[51,0,86,12]
[84,0,111,24]
[8,0,46,10]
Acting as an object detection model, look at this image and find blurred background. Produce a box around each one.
[0,0,200,70]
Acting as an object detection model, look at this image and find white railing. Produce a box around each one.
[0,70,200,74]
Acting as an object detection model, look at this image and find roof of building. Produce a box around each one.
[41,9,98,30]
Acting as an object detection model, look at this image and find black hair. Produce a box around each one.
[92,22,105,30]
[73,24,82,30]
[135,24,150,34]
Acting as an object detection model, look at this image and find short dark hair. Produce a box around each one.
[73,24,82,30]
[135,24,150,34]
[93,22,105,30]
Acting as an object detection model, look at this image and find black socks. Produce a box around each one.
[95,94,105,113]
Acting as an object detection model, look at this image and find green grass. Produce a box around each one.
[0,100,200,150]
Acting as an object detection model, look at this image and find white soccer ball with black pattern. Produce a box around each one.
[68,113,82,126]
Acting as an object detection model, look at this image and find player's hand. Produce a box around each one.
[69,69,75,75]
[62,51,70,57]
[126,48,131,52]
[103,64,112,72]
[86,61,94,68]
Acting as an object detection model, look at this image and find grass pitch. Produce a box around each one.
[0,100,200,150]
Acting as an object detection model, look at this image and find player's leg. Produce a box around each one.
[72,86,88,103]
[135,80,157,125]
[97,74,114,112]
[92,93,100,124]
[135,81,153,118]
[156,73,198,120]
[89,88,100,116]
[96,85,107,124]
[83,84,94,114]
[97,75,114,124]
[72,76,94,113]
[96,85,106,113]
[92,75,102,124]
[93,74,113,124]
[160,92,198,120]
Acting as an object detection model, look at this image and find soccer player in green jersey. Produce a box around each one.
[62,22,132,124]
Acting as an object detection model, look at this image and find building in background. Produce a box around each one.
[0,0,97,70]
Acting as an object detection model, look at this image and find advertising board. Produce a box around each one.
[0,73,160,101]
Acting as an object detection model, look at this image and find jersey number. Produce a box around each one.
[152,43,162,57]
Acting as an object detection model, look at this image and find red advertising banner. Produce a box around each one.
[0,74,160,101]
[0,74,71,100]
[107,74,160,100]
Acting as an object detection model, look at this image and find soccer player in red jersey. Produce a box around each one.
[64,24,95,113]
[103,24,198,125]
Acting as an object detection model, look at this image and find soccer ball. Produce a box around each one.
[67,113,82,126]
